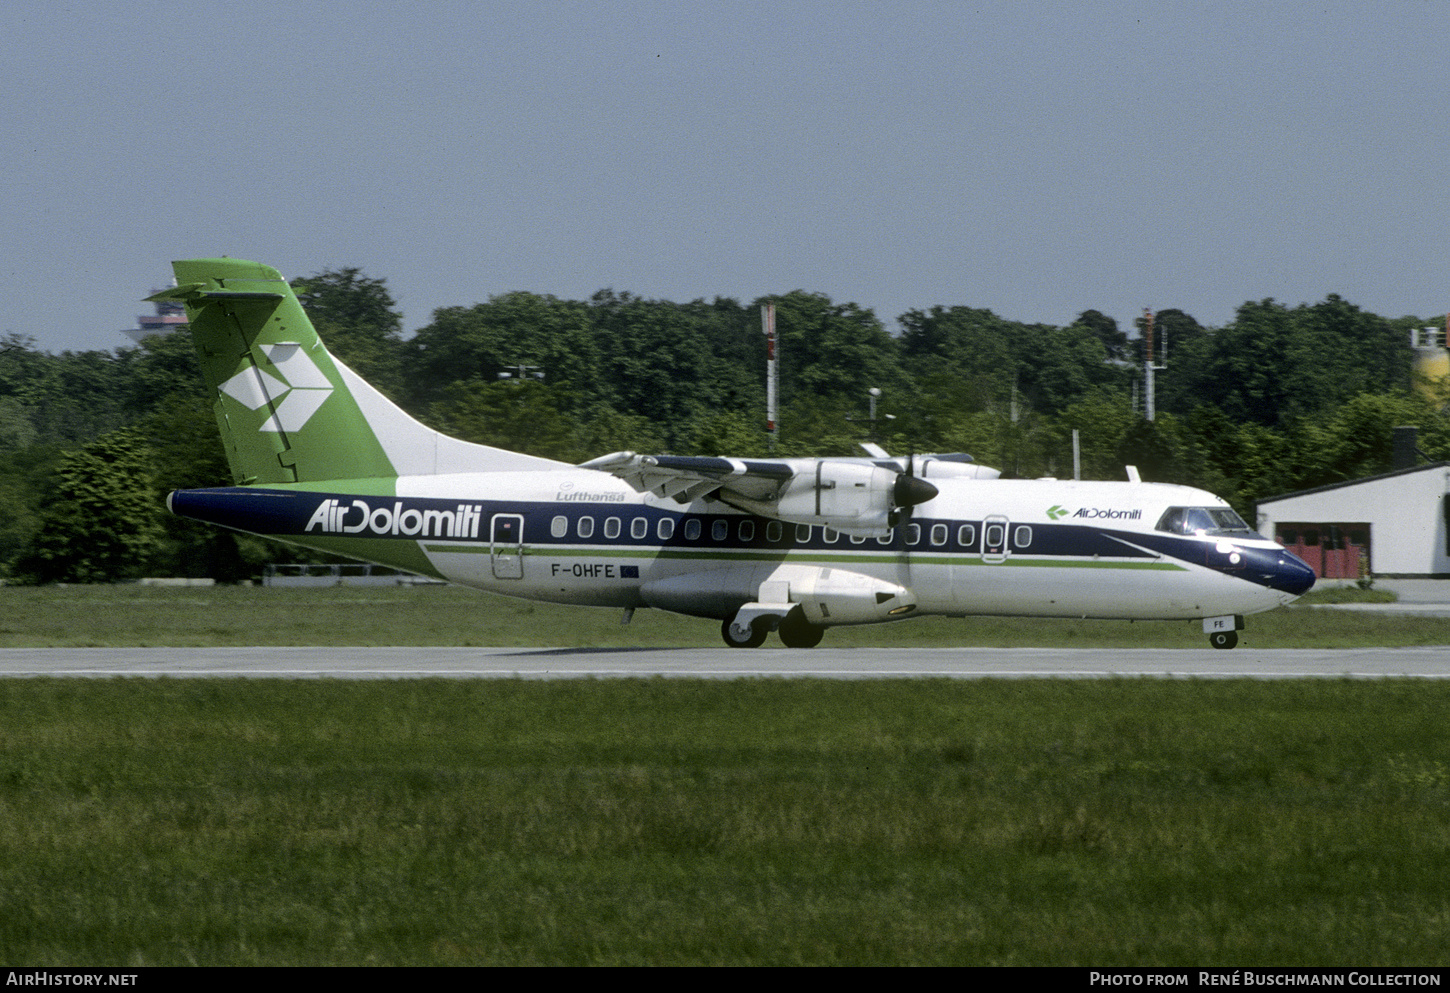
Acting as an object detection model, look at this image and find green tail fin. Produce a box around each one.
[153,258,563,486]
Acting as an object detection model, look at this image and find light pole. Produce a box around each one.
[847,387,894,443]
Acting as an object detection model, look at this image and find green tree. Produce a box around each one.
[26,349,131,446]
[899,305,1124,423]
[1071,309,1131,363]
[771,291,905,405]
[1114,417,1183,483]
[691,409,769,457]
[1294,391,1447,488]
[590,291,723,444]
[1044,388,1137,480]
[1162,295,1411,429]
[570,403,670,460]
[123,326,210,415]
[13,429,163,583]
[405,292,595,414]
[138,394,272,581]
[0,443,52,578]
[431,379,575,461]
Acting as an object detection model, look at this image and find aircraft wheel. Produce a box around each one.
[721,613,768,649]
[778,609,825,648]
[1209,631,1238,650]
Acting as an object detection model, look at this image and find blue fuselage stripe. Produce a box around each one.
[168,486,1316,593]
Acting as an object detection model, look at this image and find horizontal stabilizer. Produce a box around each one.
[147,285,285,303]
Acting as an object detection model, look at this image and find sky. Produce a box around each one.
[5,0,1450,354]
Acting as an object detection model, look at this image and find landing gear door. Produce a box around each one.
[982,515,1009,564]
[491,513,524,580]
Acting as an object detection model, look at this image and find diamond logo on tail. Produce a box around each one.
[218,343,334,433]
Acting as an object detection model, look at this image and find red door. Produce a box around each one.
[1276,523,1369,579]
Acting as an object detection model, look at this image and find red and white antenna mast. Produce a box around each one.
[1143,308,1166,422]
[762,302,778,452]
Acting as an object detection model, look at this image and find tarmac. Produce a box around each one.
[2,577,1447,682]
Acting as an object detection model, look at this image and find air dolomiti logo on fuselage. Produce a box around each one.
[1071,507,1142,520]
[306,498,484,538]
[219,342,334,433]
[1048,504,1142,521]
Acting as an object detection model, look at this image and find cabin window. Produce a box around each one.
[931,523,948,546]
[1014,525,1033,548]
[823,527,839,543]
[850,534,867,545]
[657,518,675,540]
[876,531,893,545]
[550,516,568,538]
[797,524,813,543]
[631,517,648,540]
[738,520,755,542]
[767,521,783,542]
[577,516,595,539]
[958,524,976,546]
[604,517,622,539]
[712,519,729,542]
[907,523,922,545]
[684,518,702,541]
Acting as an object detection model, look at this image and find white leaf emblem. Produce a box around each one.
[218,343,334,433]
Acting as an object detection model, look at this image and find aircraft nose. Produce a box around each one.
[1267,549,1317,597]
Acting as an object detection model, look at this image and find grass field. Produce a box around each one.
[0,582,1443,649]
[3,677,1449,965]
[3,585,1449,965]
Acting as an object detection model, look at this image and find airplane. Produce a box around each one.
[154,257,1316,650]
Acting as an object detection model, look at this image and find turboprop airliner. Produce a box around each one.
[155,258,1315,650]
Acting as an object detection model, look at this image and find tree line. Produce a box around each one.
[1,266,1443,583]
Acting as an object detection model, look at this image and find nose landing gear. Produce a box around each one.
[1205,614,1244,649]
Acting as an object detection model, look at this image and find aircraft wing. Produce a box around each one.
[581,450,939,537]
[580,452,793,503]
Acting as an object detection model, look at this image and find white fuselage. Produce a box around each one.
[380,469,1312,624]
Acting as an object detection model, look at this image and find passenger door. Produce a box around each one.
[982,515,1009,564]
[490,513,525,579]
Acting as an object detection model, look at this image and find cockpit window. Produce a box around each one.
[1156,506,1254,536]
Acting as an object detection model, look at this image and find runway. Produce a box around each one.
[2,645,1449,679]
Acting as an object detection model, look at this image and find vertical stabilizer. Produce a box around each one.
[151,258,565,485]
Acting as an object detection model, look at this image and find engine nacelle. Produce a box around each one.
[722,460,934,537]
[914,454,1001,480]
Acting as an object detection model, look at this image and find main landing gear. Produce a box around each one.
[721,613,768,648]
[721,607,825,649]
[778,608,825,648]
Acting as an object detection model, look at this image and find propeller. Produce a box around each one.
[889,451,937,540]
